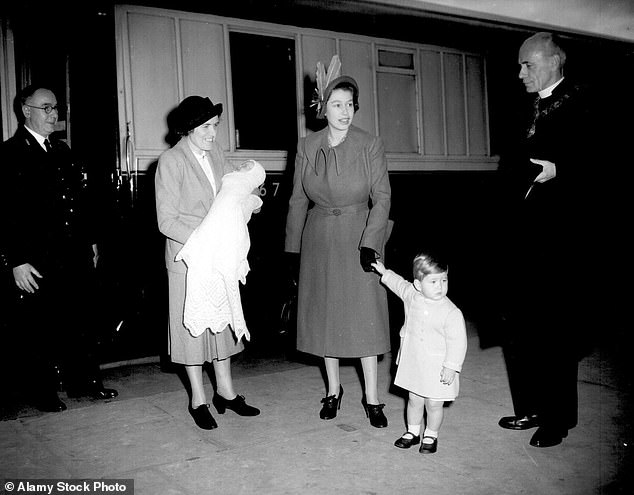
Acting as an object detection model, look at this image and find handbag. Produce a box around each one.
[278,278,297,336]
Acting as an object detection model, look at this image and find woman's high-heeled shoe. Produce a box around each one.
[361,398,388,428]
[188,404,218,430]
[319,385,343,420]
[212,393,260,416]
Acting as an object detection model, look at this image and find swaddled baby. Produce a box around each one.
[176,160,265,341]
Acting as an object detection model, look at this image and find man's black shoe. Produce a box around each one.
[498,414,540,430]
[529,426,568,447]
[88,387,118,400]
[34,393,67,413]
[67,379,118,400]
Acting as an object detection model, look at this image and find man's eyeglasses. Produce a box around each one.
[25,104,63,114]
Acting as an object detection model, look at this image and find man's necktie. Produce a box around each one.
[526,96,540,138]
[44,139,52,152]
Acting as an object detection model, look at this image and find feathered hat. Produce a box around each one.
[311,55,359,119]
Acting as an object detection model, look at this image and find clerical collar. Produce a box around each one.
[538,77,564,99]
[24,125,48,149]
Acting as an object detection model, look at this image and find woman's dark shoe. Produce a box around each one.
[188,404,218,430]
[362,399,388,428]
[212,393,260,416]
[319,385,343,420]
[394,432,420,449]
[419,436,438,454]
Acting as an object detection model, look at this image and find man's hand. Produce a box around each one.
[13,263,43,293]
[530,158,556,183]
[92,243,99,269]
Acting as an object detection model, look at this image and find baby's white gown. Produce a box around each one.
[175,161,265,342]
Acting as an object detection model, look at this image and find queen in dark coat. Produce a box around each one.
[285,66,392,428]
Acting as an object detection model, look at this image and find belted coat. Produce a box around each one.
[285,125,391,357]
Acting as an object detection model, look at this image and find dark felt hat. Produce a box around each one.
[174,96,223,135]
[317,75,359,119]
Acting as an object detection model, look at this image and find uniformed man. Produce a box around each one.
[1,84,117,412]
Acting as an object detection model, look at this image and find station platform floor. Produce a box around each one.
[1,321,632,495]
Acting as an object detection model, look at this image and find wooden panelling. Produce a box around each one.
[136,156,159,174]
[301,35,337,83]
[127,13,179,152]
[420,49,445,156]
[466,55,488,156]
[179,19,229,149]
[443,52,467,156]
[340,40,375,134]
[117,6,497,171]
[300,34,336,134]
[377,72,418,153]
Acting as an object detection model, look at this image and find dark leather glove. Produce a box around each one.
[360,247,379,273]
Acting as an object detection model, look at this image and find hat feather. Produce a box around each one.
[315,61,326,101]
[323,55,341,90]
[312,55,342,115]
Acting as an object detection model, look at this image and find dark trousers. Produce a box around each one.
[498,179,591,433]
[503,311,579,431]
[501,245,581,432]
[15,260,103,395]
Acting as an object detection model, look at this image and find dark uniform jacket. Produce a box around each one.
[1,125,105,390]
[1,125,96,274]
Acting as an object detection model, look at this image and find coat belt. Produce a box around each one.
[312,202,368,216]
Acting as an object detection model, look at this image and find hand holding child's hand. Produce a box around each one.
[440,367,456,386]
[371,260,386,275]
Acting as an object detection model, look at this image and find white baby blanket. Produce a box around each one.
[176,160,265,341]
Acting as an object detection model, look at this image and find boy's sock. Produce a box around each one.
[423,428,438,443]
[407,424,421,436]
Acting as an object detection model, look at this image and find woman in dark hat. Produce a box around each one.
[285,57,392,428]
[155,96,259,430]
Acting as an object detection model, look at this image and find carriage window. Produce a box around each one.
[376,48,418,153]
[377,73,418,153]
[378,50,414,69]
[229,32,297,151]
